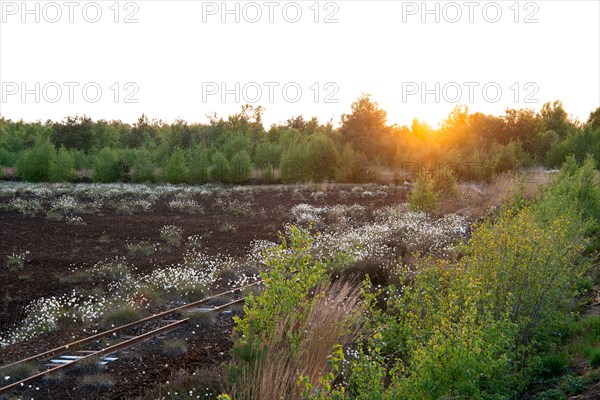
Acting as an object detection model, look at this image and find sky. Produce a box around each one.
[0,0,599,128]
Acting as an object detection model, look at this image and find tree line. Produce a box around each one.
[1,97,599,183]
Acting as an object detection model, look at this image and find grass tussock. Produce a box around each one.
[127,241,155,257]
[139,368,227,400]
[1,361,39,381]
[79,372,115,392]
[72,355,103,374]
[162,339,188,357]
[42,370,66,383]
[101,305,144,328]
[184,310,216,328]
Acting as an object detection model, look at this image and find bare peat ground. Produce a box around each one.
[4,315,237,400]
[0,184,408,399]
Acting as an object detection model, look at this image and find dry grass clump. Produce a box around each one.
[230,281,363,400]
[79,372,115,392]
[162,339,189,357]
[42,369,66,383]
[440,168,553,217]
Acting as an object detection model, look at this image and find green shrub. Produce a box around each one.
[493,140,528,173]
[16,140,55,182]
[546,127,600,168]
[1,361,39,380]
[578,316,600,341]
[93,147,122,182]
[546,139,571,168]
[160,224,183,246]
[576,276,593,294]
[227,229,359,399]
[0,147,17,167]
[233,226,327,343]
[127,241,155,257]
[467,207,585,343]
[164,148,188,184]
[336,144,361,183]
[535,388,567,400]
[72,149,93,170]
[143,368,226,400]
[254,142,281,168]
[408,173,440,213]
[42,370,66,384]
[338,260,519,400]
[229,150,253,183]
[562,374,587,395]
[228,228,329,394]
[432,167,458,197]
[188,144,209,184]
[131,148,156,183]
[72,355,103,373]
[280,145,308,183]
[184,310,216,328]
[261,163,274,183]
[336,144,374,182]
[306,134,339,182]
[49,146,76,182]
[211,151,229,182]
[534,155,600,238]
[221,133,252,160]
[79,373,115,391]
[6,250,29,271]
[46,209,63,221]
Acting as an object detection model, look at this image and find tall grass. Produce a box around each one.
[228,281,362,400]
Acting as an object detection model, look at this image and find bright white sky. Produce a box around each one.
[0,0,598,128]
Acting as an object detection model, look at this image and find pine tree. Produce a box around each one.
[164,148,188,184]
[211,151,229,183]
[49,146,76,182]
[229,150,253,183]
[188,144,210,184]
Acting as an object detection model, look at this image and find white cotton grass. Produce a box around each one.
[0,291,108,347]
[312,205,469,263]
[0,182,218,217]
[0,241,261,347]
[288,202,469,266]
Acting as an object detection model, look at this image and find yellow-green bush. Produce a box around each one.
[464,208,585,343]
[232,226,327,347]
[408,173,440,213]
